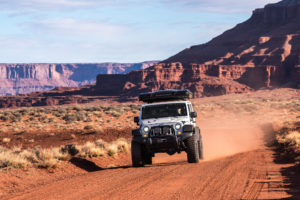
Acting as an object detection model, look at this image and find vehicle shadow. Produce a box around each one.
[260,123,300,200]
[146,161,187,167]
[69,157,104,172]
[69,157,187,172]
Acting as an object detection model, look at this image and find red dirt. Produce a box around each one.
[0,128,132,149]
[1,148,297,199]
[0,88,299,199]
[1,114,299,199]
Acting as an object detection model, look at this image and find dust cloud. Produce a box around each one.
[199,116,265,160]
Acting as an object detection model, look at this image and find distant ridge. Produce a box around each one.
[0,61,158,96]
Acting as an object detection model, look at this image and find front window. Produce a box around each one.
[141,103,187,119]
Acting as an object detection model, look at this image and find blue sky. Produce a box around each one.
[0,0,278,63]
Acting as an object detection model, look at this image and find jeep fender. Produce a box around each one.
[181,125,197,140]
[132,136,148,144]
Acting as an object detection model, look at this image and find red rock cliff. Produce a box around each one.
[95,0,300,97]
[0,61,157,96]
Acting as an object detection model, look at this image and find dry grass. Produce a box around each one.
[274,121,300,161]
[0,138,131,170]
[0,104,140,138]
[78,138,130,158]
[2,138,10,144]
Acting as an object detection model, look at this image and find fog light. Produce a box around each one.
[143,134,148,138]
[178,131,182,135]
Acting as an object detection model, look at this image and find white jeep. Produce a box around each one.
[131,89,203,167]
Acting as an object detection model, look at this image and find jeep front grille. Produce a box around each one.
[149,126,175,137]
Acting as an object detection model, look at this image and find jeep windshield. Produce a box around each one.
[141,103,187,120]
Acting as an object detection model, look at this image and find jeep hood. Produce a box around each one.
[141,117,187,126]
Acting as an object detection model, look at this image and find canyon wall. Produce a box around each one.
[95,0,300,97]
[0,61,158,96]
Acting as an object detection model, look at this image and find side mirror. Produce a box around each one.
[134,116,139,124]
[190,112,197,118]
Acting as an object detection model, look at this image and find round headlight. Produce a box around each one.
[143,126,150,133]
[175,123,181,130]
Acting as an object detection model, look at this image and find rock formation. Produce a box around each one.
[0,0,299,108]
[0,61,158,96]
[95,0,300,97]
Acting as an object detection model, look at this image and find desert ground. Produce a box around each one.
[0,88,299,200]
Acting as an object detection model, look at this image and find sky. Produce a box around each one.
[0,0,279,63]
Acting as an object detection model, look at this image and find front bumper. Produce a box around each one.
[132,132,193,153]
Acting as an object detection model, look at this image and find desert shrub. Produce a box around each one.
[110,111,121,117]
[114,138,130,153]
[84,107,101,112]
[29,112,35,116]
[72,106,81,111]
[0,151,29,169]
[9,115,20,122]
[34,147,70,168]
[74,113,85,121]
[57,108,67,114]
[95,139,107,149]
[3,111,11,116]
[0,115,8,122]
[43,109,51,114]
[2,138,11,144]
[17,109,29,115]
[84,125,94,130]
[129,104,140,111]
[107,144,118,156]
[96,113,103,118]
[38,116,47,122]
[0,138,131,170]
[35,113,42,118]
[79,142,105,158]
[37,108,45,113]
[83,117,92,122]
[54,112,62,117]
[275,121,300,161]
[123,106,131,112]
[62,114,77,122]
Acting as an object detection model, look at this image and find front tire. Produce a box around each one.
[144,154,152,165]
[198,139,204,160]
[186,134,199,163]
[131,140,145,167]
[195,127,204,160]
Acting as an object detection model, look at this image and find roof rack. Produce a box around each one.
[139,89,192,103]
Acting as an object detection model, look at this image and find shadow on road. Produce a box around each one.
[69,157,104,172]
[69,157,131,172]
[260,123,300,200]
[70,157,188,172]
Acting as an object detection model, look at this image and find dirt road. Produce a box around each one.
[7,125,294,200]
[7,149,291,200]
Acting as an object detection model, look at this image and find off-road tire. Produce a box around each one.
[144,154,152,165]
[186,134,199,163]
[195,127,204,160]
[131,140,145,167]
[198,139,204,160]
